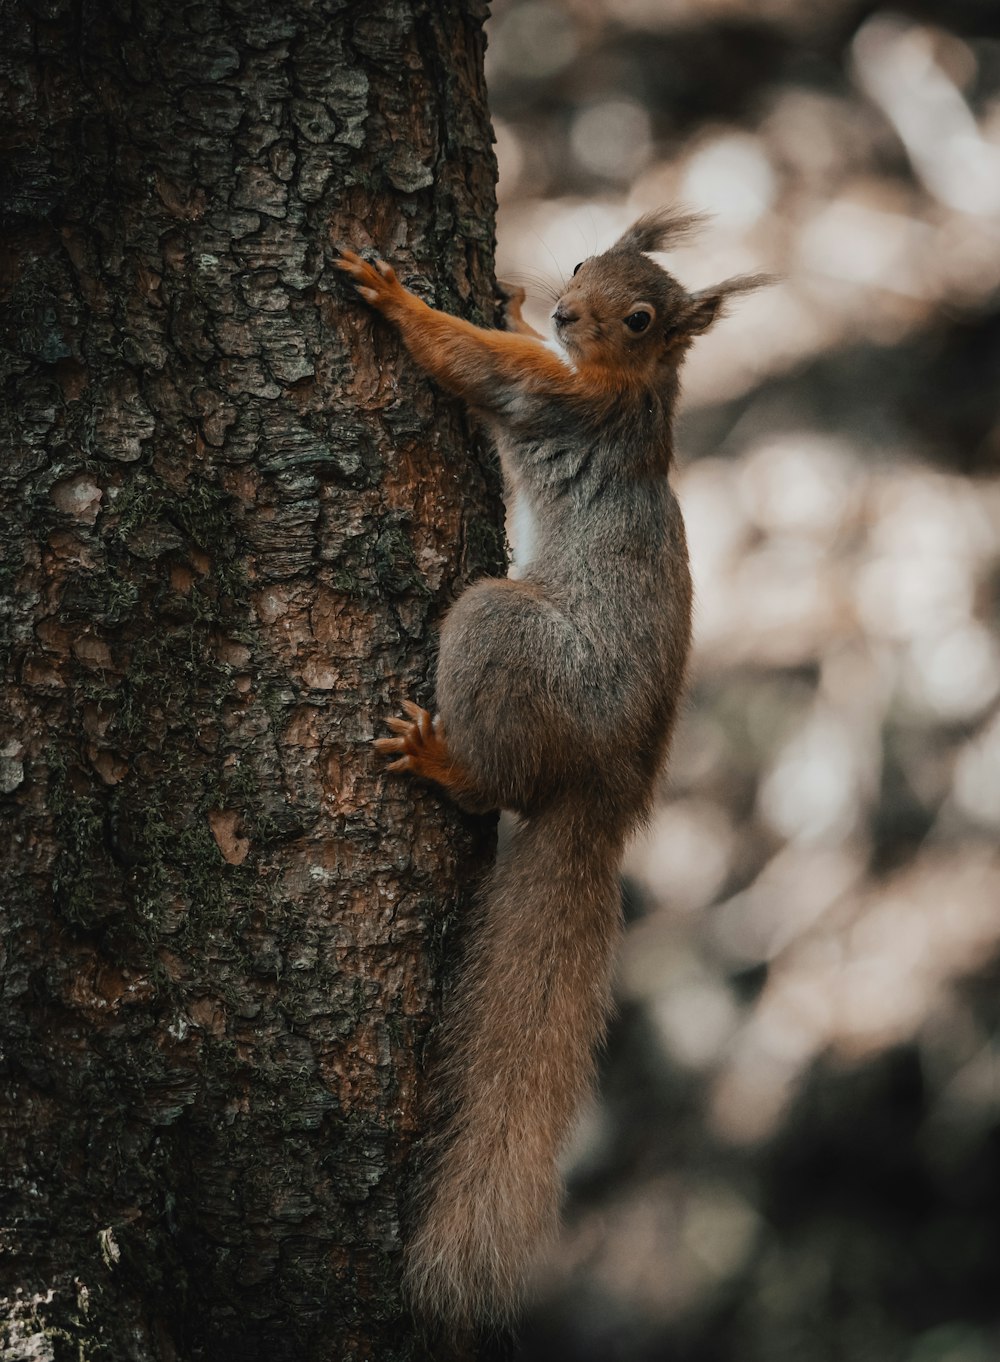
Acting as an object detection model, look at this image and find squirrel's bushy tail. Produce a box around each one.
[403,798,624,1331]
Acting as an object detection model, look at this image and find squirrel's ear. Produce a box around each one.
[683,272,774,335]
[613,207,707,256]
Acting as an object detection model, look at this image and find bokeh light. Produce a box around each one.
[487,1,1000,1357]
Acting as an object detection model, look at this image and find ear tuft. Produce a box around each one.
[684,272,775,336]
[612,207,709,256]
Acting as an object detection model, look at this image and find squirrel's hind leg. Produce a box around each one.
[435,579,597,815]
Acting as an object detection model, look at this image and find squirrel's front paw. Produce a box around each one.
[333,246,401,309]
[497,279,542,338]
[497,279,527,316]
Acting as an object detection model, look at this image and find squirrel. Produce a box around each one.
[334,210,766,1332]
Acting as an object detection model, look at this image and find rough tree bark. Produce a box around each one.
[0,2,501,1359]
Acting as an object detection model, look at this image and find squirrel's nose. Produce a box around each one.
[552,303,578,328]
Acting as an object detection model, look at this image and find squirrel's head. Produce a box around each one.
[551,208,768,376]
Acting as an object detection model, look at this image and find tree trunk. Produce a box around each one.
[0,2,500,1358]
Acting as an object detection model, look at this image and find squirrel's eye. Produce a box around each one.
[572,262,583,276]
[625,310,652,333]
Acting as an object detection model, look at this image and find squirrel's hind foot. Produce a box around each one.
[376,700,437,774]
[376,702,494,813]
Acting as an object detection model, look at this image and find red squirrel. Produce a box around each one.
[335,211,766,1331]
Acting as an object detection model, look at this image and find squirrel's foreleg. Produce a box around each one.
[333,247,571,411]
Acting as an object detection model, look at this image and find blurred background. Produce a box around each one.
[484,1,1000,1358]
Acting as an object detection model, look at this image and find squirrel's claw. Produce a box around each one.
[401,700,433,741]
[332,246,398,306]
[374,736,415,772]
[375,703,435,772]
[374,735,406,753]
[378,707,492,810]
[376,702,454,787]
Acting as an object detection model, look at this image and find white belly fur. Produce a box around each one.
[506,489,537,580]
